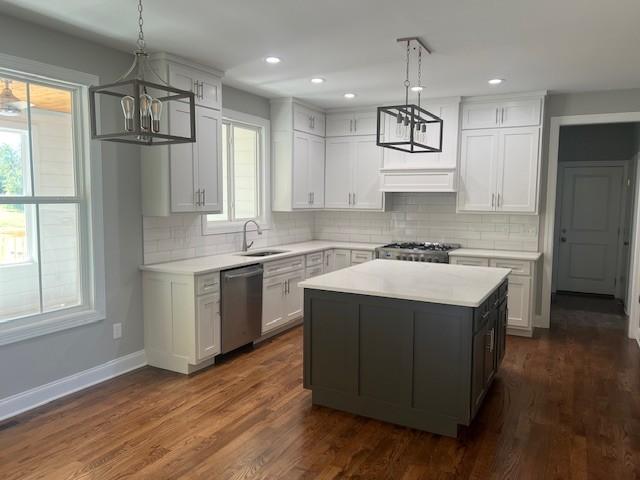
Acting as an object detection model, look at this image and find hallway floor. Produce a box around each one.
[1,296,639,479]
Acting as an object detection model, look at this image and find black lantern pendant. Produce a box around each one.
[376,37,443,153]
[89,0,195,146]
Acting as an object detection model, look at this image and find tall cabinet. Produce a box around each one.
[142,53,224,216]
[457,93,545,214]
[272,98,326,211]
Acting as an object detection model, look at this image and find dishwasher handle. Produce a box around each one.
[223,266,263,280]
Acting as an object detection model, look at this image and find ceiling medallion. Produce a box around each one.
[89,0,196,146]
[376,37,443,154]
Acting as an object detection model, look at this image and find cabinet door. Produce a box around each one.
[326,113,354,137]
[168,63,196,97]
[196,107,223,212]
[333,249,352,270]
[461,102,501,129]
[350,250,373,264]
[450,256,490,267]
[324,249,335,272]
[496,127,540,213]
[506,275,531,329]
[292,131,311,209]
[293,103,313,134]
[352,136,383,209]
[262,276,286,334]
[471,325,487,416]
[497,298,507,365]
[199,75,221,110]
[458,130,499,212]
[325,137,353,209]
[310,111,325,137]
[308,135,325,207]
[169,103,197,213]
[169,63,221,110]
[353,111,377,135]
[500,99,541,127]
[483,314,496,385]
[196,293,220,360]
[284,270,305,322]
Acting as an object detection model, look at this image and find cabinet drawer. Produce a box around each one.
[489,258,531,276]
[351,250,373,264]
[306,251,324,267]
[305,265,324,279]
[196,272,220,295]
[264,256,305,278]
[450,256,490,267]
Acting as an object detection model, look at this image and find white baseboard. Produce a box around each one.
[0,350,147,422]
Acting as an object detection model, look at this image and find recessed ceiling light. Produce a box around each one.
[343,93,356,99]
[488,78,504,85]
[310,77,325,84]
[410,85,424,92]
[265,56,281,64]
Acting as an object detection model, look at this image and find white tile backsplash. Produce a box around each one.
[142,193,540,264]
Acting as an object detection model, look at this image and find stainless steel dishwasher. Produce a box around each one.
[220,264,263,353]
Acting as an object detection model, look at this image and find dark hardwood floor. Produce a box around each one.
[1,295,639,479]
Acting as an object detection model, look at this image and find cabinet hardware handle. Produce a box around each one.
[348,193,351,205]
[495,108,499,125]
[491,193,495,208]
[199,81,204,99]
[354,119,357,132]
[202,189,206,206]
[350,119,353,132]
[353,192,356,205]
[497,193,501,208]
[286,279,290,294]
[195,189,200,206]
[501,108,505,124]
[311,192,314,204]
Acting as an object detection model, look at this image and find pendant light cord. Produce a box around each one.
[404,40,410,106]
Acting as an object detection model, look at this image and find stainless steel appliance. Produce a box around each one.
[375,242,461,263]
[221,264,263,353]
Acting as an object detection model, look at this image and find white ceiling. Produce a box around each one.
[2,0,640,108]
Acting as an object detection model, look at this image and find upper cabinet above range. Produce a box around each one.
[461,97,542,130]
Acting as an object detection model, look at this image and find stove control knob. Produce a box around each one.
[433,258,440,263]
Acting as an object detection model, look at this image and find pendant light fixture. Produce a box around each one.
[376,37,443,153]
[89,0,195,145]
[0,80,23,117]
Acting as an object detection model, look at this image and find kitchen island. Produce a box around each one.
[299,259,510,437]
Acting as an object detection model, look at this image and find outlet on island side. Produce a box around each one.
[113,323,122,339]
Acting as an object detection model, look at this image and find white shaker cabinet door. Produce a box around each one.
[262,276,286,334]
[169,103,197,213]
[196,107,223,212]
[333,249,352,270]
[458,130,499,212]
[284,270,305,322]
[506,275,531,329]
[496,127,539,213]
[352,136,383,209]
[196,293,220,361]
[292,131,312,209]
[308,134,325,208]
[325,137,353,209]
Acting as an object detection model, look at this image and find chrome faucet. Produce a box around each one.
[242,220,262,251]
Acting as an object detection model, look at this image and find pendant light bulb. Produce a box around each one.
[139,93,152,132]
[150,98,162,133]
[120,96,135,132]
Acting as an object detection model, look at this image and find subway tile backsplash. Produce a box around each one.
[142,193,540,264]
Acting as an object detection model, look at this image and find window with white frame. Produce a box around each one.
[0,62,103,343]
[205,111,270,232]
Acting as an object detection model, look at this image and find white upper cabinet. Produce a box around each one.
[168,62,221,110]
[326,110,377,136]
[462,98,541,130]
[292,131,325,209]
[272,98,326,211]
[293,103,325,137]
[458,93,544,214]
[325,135,383,210]
[142,55,223,217]
[458,127,540,213]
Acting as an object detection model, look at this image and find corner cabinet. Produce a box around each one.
[272,98,326,211]
[324,135,384,210]
[457,93,544,214]
[141,54,224,216]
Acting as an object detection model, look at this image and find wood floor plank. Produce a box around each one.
[1,295,639,479]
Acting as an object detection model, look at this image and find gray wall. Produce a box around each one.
[559,123,638,163]
[221,84,271,119]
[0,15,143,399]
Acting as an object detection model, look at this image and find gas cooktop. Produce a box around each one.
[375,242,461,263]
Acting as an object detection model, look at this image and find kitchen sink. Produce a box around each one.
[239,250,289,257]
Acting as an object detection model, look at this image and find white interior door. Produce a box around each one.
[352,136,383,209]
[325,137,353,208]
[557,165,624,294]
[458,130,499,212]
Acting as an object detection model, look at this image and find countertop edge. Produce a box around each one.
[449,249,542,261]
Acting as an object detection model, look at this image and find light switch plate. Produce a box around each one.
[113,323,122,339]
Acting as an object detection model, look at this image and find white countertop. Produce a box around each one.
[449,248,542,261]
[140,241,383,275]
[299,259,511,307]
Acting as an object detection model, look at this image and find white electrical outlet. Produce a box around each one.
[113,323,122,339]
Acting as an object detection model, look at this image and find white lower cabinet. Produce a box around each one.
[333,249,352,270]
[262,256,305,334]
[351,250,373,264]
[143,270,221,374]
[449,254,538,337]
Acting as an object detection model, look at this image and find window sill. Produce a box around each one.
[0,308,105,346]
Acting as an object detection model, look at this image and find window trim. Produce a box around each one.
[202,109,271,235]
[0,53,105,346]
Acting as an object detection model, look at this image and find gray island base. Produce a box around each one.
[300,260,509,438]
